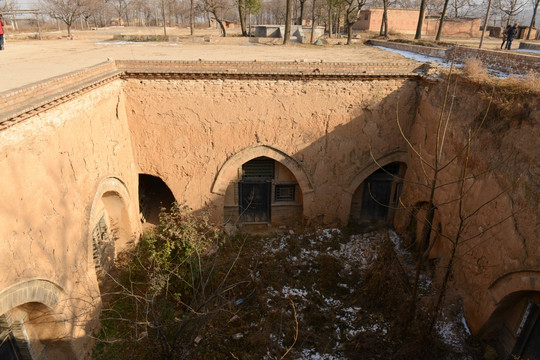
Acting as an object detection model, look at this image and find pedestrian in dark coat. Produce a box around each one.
[501,25,510,49]
[506,24,518,50]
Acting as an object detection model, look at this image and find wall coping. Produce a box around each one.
[0,60,422,131]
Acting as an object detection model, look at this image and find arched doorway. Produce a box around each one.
[138,174,176,225]
[223,156,303,228]
[349,162,406,224]
[480,291,540,359]
[89,177,133,283]
[0,280,74,360]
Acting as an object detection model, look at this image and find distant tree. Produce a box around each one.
[237,0,248,35]
[526,0,539,39]
[297,0,308,24]
[199,0,230,36]
[379,0,388,37]
[494,0,528,24]
[414,0,427,39]
[435,0,450,41]
[284,0,293,43]
[479,0,493,48]
[41,0,98,37]
[245,0,263,35]
[344,0,366,43]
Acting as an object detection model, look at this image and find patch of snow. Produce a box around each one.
[460,312,472,335]
[436,320,460,349]
[282,286,307,298]
[515,48,540,54]
[373,45,455,67]
[298,349,341,360]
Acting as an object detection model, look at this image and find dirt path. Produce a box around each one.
[0,26,524,92]
[0,27,412,92]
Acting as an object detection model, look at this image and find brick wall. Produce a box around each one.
[424,18,482,37]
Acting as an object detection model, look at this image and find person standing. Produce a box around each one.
[501,25,510,49]
[506,23,518,50]
[0,15,5,51]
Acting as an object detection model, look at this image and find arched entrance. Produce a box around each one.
[0,280,74,360]
[223,156,304,228]
[138,174,176,225]
[88,177,133,282]
[349,162,407,224]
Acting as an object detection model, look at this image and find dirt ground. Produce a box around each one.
[0,25,523,93]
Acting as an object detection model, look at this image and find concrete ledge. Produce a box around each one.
[519,41,540,50]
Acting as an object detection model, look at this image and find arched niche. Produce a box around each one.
[88,177,133,282]
[138,174,176,225]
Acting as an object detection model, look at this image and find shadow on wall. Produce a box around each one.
[188,79,418,230]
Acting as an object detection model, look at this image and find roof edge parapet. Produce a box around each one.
[0,60,421,130]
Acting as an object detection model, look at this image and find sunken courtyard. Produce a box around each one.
[0,59,538,359]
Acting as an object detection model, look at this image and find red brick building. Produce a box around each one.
[353,7,482,37]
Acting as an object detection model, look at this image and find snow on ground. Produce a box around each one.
[373,45,455,67]
[253,228,474,359]
[374,44,536,78]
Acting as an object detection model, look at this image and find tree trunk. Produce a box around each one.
[298,0,305,25]
[435,0,450,41]
[238,1,248,36]
[479,0,493,48]
[347,21,353,44]
[213,13,227,37]
[380,0,388,37]
[527,0,539,40]
[415,0,426,39]
[284,0,293,44]
[328,7,332,38]
[310,0,316,43]
[161,0,167,36]
[190,0,194,35]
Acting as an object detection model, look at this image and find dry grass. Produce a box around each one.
[462,57,489,82]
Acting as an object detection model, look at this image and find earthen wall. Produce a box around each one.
[0,81,140,359]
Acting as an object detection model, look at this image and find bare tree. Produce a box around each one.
[344,0,366,44]
[199,0,230,36]
[494,0,528,24]
[237,0,248,35]
[414,0,427,39]
[379,0,388,37]
[297,0,308,24]
[435,0,449,41]
[283,0,293,44]
[479,0,493,48]
[41,0,98,37]
[526,0,539,39]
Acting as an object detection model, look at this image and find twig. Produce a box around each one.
[279,299,299,360]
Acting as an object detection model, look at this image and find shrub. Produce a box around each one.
[462,58,489,82]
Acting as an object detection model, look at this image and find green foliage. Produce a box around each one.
[93,203,226,360]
